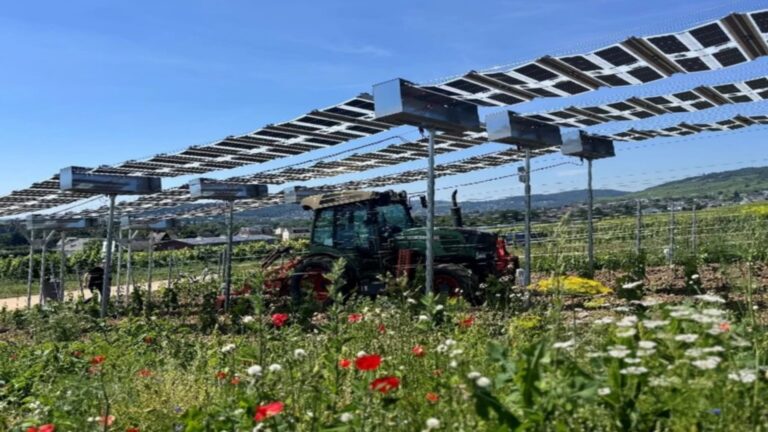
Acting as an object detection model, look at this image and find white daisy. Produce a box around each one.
[620,366,648,375]
[246,365,262,377]
[674,334,699,343]
[694,294,724,303]
[691,356,721,370]
[728,369,757,383]
[638,340,657,349]
[553,339,575,349]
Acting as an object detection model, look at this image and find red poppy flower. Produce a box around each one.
[137,369,152,378]
[338,358,351,369]
[90,355,106,365]
[230,376,241,385]
[27,425,55,432]
[412,345,425,357]
[377,324,387,334]
[369,376,400,394]
[459,315,475,328]
[126,428,140,432]
[271,313,289,327]
[426,392,439,403]
[355,354,382,371]
[254,401,284,422]
[215,371,228,380]
[348,313,363,323]
[720,321,731,332]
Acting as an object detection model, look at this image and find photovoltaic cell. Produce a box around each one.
[594,46,637,66]
[648,35,690,54]
[713,48,747,67]
[515,64,559,81]
[559,56,602,71]
[676,57,711,72]
[689,23,731,47]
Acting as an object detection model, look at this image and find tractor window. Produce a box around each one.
[334,203,372,250]
[312,209,334,246]
[378,204,412,231]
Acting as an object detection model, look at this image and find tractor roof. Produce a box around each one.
[300,190,407,211]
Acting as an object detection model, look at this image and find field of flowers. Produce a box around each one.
[2,258,768,431]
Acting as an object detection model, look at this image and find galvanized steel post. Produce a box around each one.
[224,200,235,311]
[101,194,116,318]
[425,128,436,295]
[26,229,35,308]
[587,158,594,272]
[524,148,532,287]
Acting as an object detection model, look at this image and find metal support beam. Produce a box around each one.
[59,232,66,300]
[147,234,154,310]
[224,200,235,311]
[425,128,436,295]
[100,194,117,318]
[38,230,55,306]
[635,200,642,254]
[587,158,594,272]
[126,230,137,299]
[26,229,35,308]
[115,229,123,302]
[524,148,532,287]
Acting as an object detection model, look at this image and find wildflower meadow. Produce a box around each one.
[2,253,768,432]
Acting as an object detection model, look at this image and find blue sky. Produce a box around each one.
[1,0,767,213]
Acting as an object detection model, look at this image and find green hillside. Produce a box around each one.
[624,166,768,199]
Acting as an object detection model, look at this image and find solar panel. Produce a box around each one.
[4,8,768,216]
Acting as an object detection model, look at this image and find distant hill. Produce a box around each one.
[232,189,628,221]
[414,189,628,215]
[623,167,768,200]
[149,166,768,224]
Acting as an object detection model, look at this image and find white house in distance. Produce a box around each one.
[274,227,310,242]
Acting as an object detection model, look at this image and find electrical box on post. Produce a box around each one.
[26,215,98,231]
[59,167,162,195]
[372,78,481,132]
[486,111,563,149]
[560,130,615,160]
[188,178,268,201]
[283,186,322,205]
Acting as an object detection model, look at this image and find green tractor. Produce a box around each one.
[288,189,517,304]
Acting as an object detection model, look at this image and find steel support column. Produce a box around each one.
[100,194,116,318]
[425,128,436,295]
[524,148,532,287]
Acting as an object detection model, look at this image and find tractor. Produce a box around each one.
[283,189,518,304]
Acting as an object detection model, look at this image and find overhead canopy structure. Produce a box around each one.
[424,10,768,105]
[2,8,768,217]
[57,109,768,221]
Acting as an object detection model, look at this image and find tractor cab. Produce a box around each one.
[302,190,412,254]
[290,189,517,304]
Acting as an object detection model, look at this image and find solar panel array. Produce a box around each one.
[2,8,768,217]
[528,76,768,128]
[425,10,768,106]
[0,95,396,216]
[66,112,768,220]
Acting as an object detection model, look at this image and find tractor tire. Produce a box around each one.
[289,256,353,306]
[433,264,481,305]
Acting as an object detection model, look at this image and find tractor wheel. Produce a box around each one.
[433,264,481,305]
[289,257,352,306]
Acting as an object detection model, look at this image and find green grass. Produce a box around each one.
[2,270,768,431]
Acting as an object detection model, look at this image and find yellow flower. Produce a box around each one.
[532,276,612,296]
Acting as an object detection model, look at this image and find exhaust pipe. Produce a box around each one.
[451,190,464,228]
